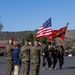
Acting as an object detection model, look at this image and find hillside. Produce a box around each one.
[0,30,75,49]
[55,30,75,49]
[0,31,37,40]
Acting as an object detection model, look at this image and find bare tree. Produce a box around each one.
[0,23,3,31]
[0,16,3,31]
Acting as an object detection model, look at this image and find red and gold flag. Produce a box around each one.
[47,22,69,42]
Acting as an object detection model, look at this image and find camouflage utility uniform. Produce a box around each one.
[30,45,42,75]
[57,45,64,69]
[52,47,58,69]
[20,45,31,75]
[41,44,46,69]
[5,44,14,75]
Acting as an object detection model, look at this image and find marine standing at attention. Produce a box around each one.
[20,40,31,75]
[5,39,14,75]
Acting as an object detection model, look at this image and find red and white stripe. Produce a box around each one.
[36,25,52,38]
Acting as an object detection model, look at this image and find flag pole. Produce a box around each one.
[50,17,53,46]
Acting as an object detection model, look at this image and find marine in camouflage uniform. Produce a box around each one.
[47,44,53,69]
[5,39,14,75]
[41,50,46,70]
[57,45,64,69]
[51,45,58,69]
[30,40,42,75]
[20,40,31,75]
[42,43,52,70]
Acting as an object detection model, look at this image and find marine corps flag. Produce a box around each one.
[36,18,52,38]
[47,22,69,42]
[58,22,69,40]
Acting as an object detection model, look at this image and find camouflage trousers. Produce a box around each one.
[22,61,30,75]
[31,62,40,75]
[6,60,13,75]
[42,55,46,68]
[42,55,52,68]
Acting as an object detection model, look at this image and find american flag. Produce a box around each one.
[36,18,52,38]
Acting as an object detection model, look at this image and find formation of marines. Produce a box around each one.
[5,39,64,75]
